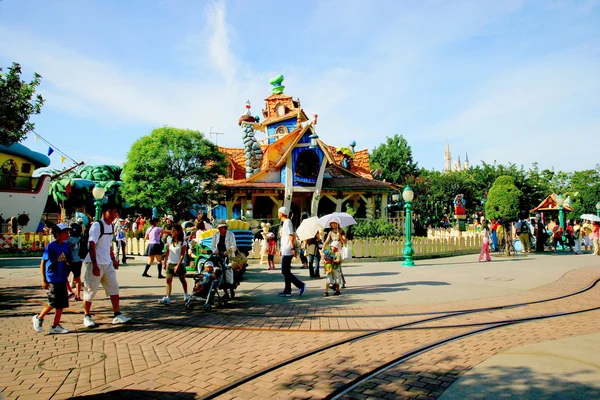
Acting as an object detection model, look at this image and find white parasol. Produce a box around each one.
[318,212,357,229]
[296,216,323,241]
[580,214,600,222]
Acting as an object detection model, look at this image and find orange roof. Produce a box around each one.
[530,193,574,213]
[327,147,372,179]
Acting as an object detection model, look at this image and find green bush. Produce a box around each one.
[351,219,400,238]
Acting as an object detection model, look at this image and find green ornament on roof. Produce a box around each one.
[269,74,285,94]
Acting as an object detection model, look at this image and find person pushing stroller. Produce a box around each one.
[210,220,237,299]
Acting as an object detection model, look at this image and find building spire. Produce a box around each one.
[444,139,451,173]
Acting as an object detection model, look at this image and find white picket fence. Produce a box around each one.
[247,235,483,261]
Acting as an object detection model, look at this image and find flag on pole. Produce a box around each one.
[60,155,66,164]
[34,134,39,141]
[47,147,54,156]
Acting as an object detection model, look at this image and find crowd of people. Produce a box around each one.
[477,216,600,262]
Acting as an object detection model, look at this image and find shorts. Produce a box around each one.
[267,254,274,261]
[166,263,186,277]
[584,236,592,246]
[47,282,69,309]
[83,263,120,302]
[326,269,341,285]
[145,243,164,256]
[69,261,83,279]
[136,231,144,240]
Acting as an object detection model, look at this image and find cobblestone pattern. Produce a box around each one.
[0,266,598,399]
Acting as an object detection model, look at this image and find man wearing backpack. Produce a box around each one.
[82,205,131,327]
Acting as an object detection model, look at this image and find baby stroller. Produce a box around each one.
[184,260,227,312]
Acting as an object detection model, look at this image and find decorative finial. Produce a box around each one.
[269,74,285,94]
[313,114,318,125]
[245,100,251,116]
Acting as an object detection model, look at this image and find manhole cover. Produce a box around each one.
[38,351,106,371]
[484,277,514,282]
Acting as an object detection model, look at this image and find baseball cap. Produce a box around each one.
[278,206,288,216]
[55,223,72,231]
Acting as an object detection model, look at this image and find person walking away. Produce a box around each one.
[565,221,575,252]
[490,219,499,251]
[573,220,582,254]
[592,222,600,256]
[136,215,146,256]
[535,217,546,252]
[277,207,305,297]
[478,221,492,262]
[82,205,131,327]
[323,241,342,296]
[114,218,128,265]
[142,218,165,278]
[517,218,530,253]
[267,232,277,270]
[306,231,322,278]
[552,221,564,252]
[32,224,73,334]
[159,224,189,304]
[67,223,83,300]
[324,219,348,288]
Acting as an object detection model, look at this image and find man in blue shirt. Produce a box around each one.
[32,224,72,334]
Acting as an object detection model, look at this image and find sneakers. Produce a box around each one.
[83,314,97,328]
[68,292,76,300]
[158,296,171,304]
[183,293,190,302]
[333,291,341,296]
[32,315,43,333]
[112,314,131,324]
[49,324,70,334]
[299,284,306,297]
[323,292,329,297]
[278,292,292,297]
[158,275,166,279]
[142,273,151,277]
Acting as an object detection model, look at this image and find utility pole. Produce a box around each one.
[209,127,225,146]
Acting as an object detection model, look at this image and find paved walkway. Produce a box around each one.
[0,252,598,399]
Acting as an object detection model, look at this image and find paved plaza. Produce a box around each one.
[0,252,599,399]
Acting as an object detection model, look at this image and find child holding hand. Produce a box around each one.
[323,241,342,297]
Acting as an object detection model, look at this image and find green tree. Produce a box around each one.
[566,166,600,220]
[370,134,418,185]
[486,175,522,254]
[121,127,227,216]
[0,63,44,146]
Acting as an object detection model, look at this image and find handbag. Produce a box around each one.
[225,267,235,285]
[341,247,352,260]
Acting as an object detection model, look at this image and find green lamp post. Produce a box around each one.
[596,202,600,218]
[92,184,106,222]
[557,194,565,249]
[402,185,415,267]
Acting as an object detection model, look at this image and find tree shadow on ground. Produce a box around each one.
[438,364,600,400]
[71,389,195,399]
[273,356,600,400]
[0,285,40,312]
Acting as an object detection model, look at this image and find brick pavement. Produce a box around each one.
[0,263,598,399]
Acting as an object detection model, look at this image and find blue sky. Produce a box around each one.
[1,0,599,173]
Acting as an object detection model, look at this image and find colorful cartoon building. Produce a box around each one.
[215,75,394,226]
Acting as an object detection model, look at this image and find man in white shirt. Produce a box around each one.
[82,205,131,327]
[278,207,305,297]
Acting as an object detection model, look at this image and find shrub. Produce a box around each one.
[351,219,400,239]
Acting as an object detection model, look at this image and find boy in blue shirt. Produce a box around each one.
[33,224,72,334]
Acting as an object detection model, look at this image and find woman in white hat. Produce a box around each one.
[323,217,348,288]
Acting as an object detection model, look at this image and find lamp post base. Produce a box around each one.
[402,258,415,267]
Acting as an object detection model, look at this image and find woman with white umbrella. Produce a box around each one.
[323,217,348,288]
